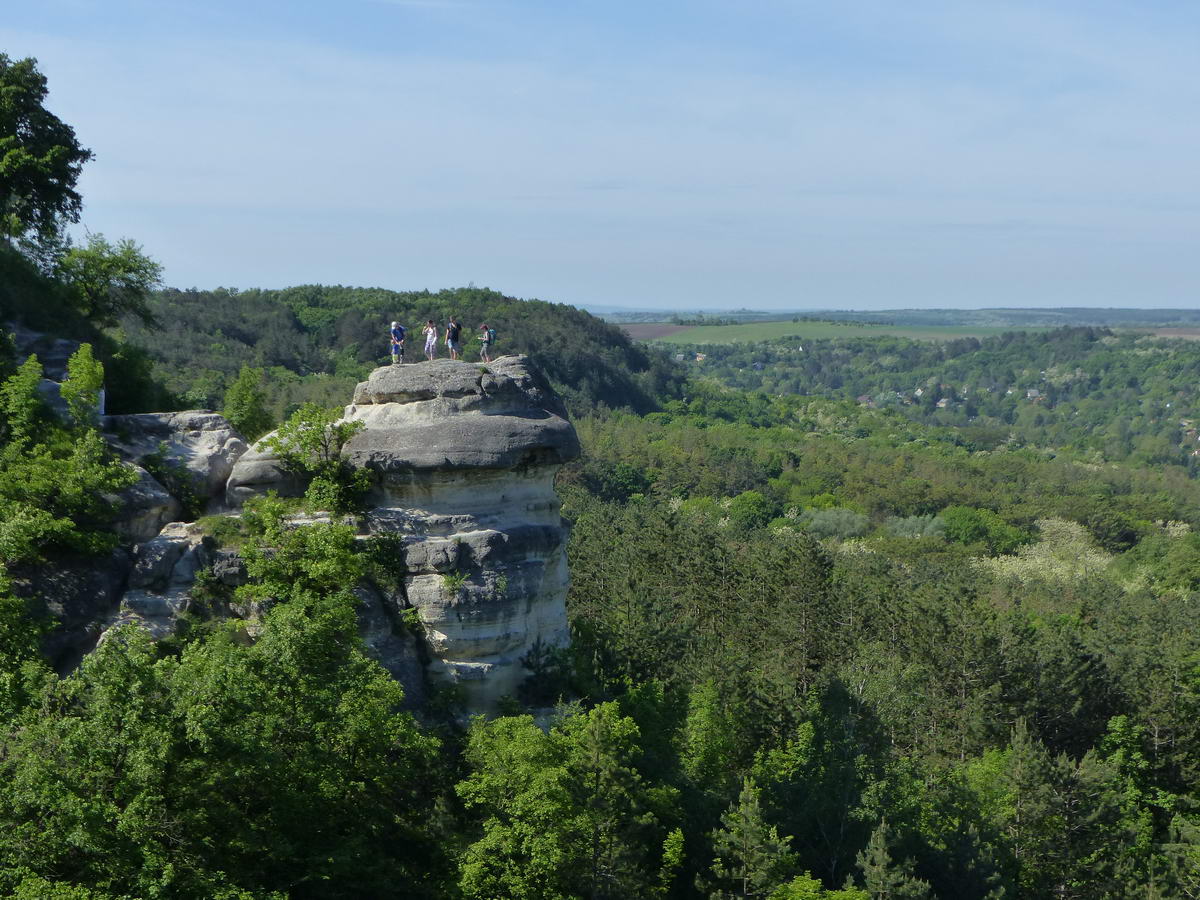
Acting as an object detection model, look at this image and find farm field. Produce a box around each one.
[625,319,1034,344]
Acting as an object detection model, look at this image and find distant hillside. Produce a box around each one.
[671,326,1200,469]
[121,285,684,418]
[611,307,1200,329]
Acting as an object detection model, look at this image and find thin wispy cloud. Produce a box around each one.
[2,1,1197,308]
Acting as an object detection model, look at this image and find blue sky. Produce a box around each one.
[4,1,1199,309]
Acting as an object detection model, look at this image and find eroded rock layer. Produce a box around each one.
[225,355,580,712]
[344,356,579,711]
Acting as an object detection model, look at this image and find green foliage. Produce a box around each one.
[59,343,104,428]
[195,513,248,548]
[140,440,204,521]
[770,874,868,899]
[457,703,678,899]
[938,506,1029,555]
[258,403,369,513]
[726,490,777,531]
[441,570,468,594]
[0,354,135,573]
[883,514,945,539]
[120,284,685,419]
[0,54,92,245]
[0,602,443,897]
[222,365,274,439]
[670,326,1200,470]
[235,492,364,612]
[703,777,798,899]
[0,591,47,724]
[518,637,575,707]
[55,233,162,328]
[798,507,870,541]
[0,354,49,445]
[856,819,931,899]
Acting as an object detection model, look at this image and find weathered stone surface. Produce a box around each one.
[35,378,70,419]
[342,356,579,712]
[7,321,80,381]
[101,522,207,645]
[129,523,193,590]
[104,411,249,508]
[211,550,249,586]
[355,585,427,709]
[343,356,579,474]
[224,437,305,507]
[108,466,182,543]
[222,356,579,712]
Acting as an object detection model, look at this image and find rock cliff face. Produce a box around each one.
[25,345,577,713]
[228,355,580,711]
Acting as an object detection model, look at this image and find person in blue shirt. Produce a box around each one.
[389,321,406,364]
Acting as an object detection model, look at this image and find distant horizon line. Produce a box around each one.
[153,284,1198,316]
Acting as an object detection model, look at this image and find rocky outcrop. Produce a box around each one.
[226,355,580,711]
[101,522,209,642]
[98,412,248,542]
[104,411,249,509]
[98,525,213,643]
[107,466,183,543]
[7,321,80,381]
[345,356,578,711]
[355,584,427,709]
[33,354,578,715]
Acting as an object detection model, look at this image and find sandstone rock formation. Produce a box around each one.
[10,549,132,672]
[226,355,580,711]
[104,411,249,509]
[107,466,183,543]
[30,353,578,714]
[348,356,580,711]
[103,522,208,642]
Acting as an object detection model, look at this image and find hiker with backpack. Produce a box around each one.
[446,316,463,360]
[478,323,496,362]
[389,321,406,364]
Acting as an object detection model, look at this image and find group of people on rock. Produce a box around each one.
[388,317,497,365]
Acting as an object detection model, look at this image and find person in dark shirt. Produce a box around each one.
[446,316,462,360]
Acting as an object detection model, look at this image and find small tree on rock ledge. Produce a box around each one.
[259,403,369,514]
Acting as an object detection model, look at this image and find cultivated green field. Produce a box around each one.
[647,320,1034,344]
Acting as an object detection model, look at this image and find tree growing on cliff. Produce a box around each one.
[258,403,369,513]
[0,351,135,574]
[59,343,104,428]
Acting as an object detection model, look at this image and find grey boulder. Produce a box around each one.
[104,411,249,507]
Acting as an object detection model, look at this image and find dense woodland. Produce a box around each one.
[674,328,1200,471]
[5,51,1200,900]
[117,285,684,420]
[6,295,1200,896]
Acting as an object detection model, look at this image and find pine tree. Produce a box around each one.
[222,365,273,440]
[855,820,931,899]
[704,777,798,899]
